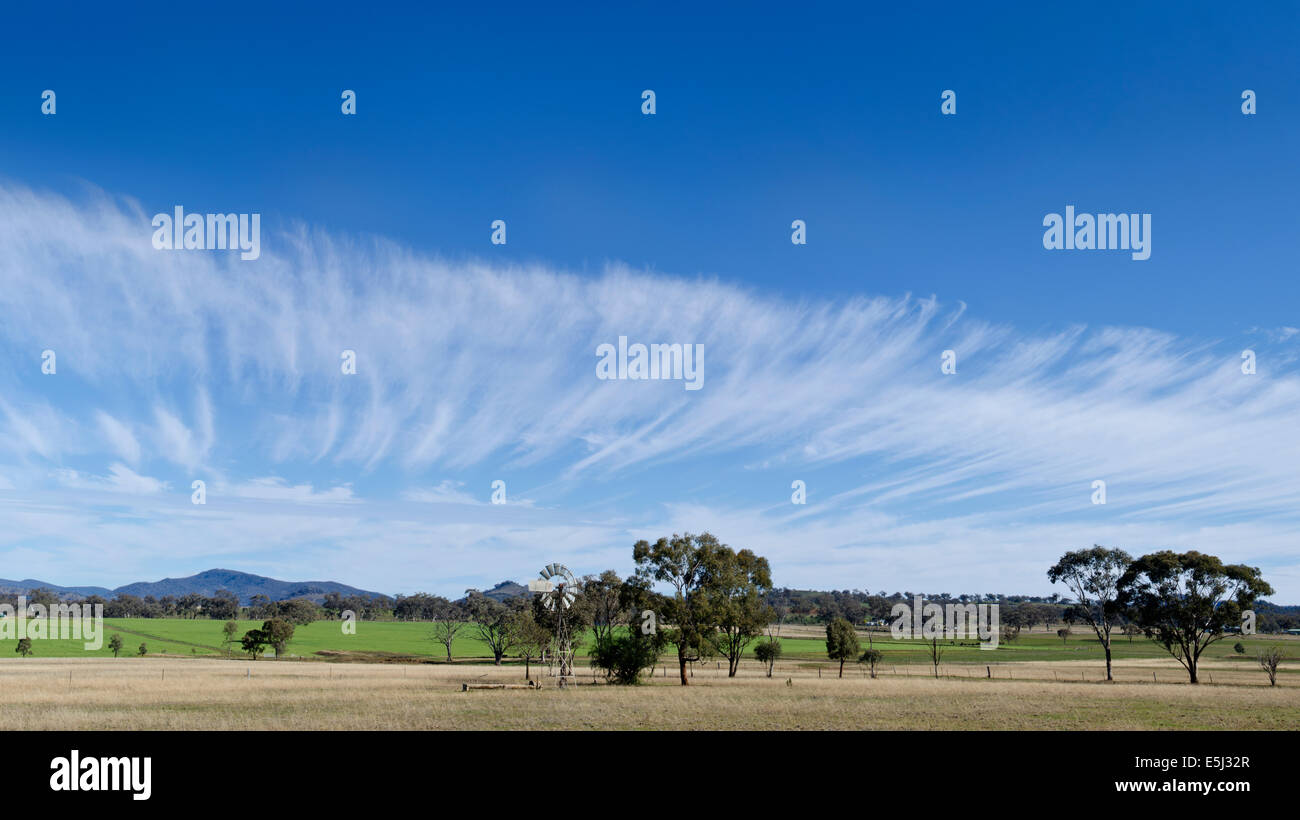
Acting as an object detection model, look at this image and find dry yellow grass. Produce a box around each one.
[1,656,1297,730]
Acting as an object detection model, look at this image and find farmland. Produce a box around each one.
[1,618,1296,730]
[17,616,1296,669]
[0,653,1295,731]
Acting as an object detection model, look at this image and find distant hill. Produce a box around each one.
[0,569,385,605]
[464,580,528,603]
[0,579,113,600]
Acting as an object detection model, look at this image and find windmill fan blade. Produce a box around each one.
[537,562,579,610]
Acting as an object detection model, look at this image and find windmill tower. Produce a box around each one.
[528,563,577,685]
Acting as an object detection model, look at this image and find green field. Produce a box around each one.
[6,617,1295,674]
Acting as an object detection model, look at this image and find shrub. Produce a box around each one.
[754,639,783,677]
[589,632,661,684]
[860,648,883,678]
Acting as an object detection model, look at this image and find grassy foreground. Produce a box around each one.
[0,656,1296,730]
[7,617,1297,729]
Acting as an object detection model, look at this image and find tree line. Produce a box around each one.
[5,539,1290,686]
[818,546,1281,686]
[0,589,395,623]
[381,532,773,687]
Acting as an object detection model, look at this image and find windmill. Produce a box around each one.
[528,563,578,685]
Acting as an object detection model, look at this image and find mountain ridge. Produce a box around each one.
[0,568,386,605]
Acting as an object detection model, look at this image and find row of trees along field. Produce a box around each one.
[818,547,1278,686]
[403,533,775,687]
[768,587,1300,635]
[0,589,392,622]
[9,555,1298,639]
[1046,547,1272,684]
[4,538,1288,687]
[409,538,1282,688]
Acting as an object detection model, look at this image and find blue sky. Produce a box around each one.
[1,2,1297,600]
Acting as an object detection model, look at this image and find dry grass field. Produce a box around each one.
[1,655,1296,730]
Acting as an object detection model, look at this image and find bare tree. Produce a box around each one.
[1258,647,1283,686]
[926,637,943,678]
[766,592,789,641]
[753,592,788,679]
[1031,603,1057,633]
[464,591,521,665]
[428,597,467,662]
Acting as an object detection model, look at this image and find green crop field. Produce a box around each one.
[5,617,1296,676]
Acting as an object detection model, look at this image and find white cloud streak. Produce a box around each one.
[0,182,1296,597]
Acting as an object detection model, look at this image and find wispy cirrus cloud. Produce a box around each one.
[53,463,168,495]
[0,181,1296,598]
[220,478,355,505]
[95,411,141,465]
[403,480,481,506]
